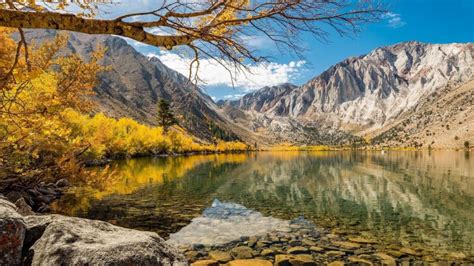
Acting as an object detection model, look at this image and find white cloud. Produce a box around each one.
[223,94,246,100]
[148,51,305,90]
[241,35,274,50]
[384,12,406,28]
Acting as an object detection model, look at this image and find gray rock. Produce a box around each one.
[24,214,186,265]
[36,204,51,213]
[55,178,70,188]
[5,191,23,202]
[0,199,186,266]
[0,199,26,265]
[14,197,35,216]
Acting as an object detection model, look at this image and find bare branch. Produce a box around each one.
[0,0,385,84]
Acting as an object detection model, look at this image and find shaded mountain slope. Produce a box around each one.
[24,30,246,142]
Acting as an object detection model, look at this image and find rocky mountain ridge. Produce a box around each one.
[24,31,473,147]
[24,30,246,143]
[220,41,474,147]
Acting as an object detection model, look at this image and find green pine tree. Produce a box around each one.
[157,99,178,134]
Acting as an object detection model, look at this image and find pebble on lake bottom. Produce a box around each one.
[181,218,474,265]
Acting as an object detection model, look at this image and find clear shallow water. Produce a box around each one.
[51,151,474,255]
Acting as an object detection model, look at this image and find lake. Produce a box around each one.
[51,151,474,257]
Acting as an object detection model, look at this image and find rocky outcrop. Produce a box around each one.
[219,42,474,145]
[4,179,67,214]
[0,197,26,265]
[221,83,297,113]
[0,198,186,265]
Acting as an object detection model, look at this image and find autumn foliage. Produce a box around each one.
[0,27,248,191]
[64,110,249,160]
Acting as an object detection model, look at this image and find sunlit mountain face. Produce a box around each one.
[52,151,474,255]
[219,43,474,146]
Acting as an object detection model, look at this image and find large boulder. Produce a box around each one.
[24,215,186,265]
[0,197,26,265]
[0,199,186,265]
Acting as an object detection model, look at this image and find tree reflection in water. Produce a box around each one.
[51,151,474,255]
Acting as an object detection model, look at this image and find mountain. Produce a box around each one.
[23,31,474,148]
[371,79,474,148]
[220,42,474,147]
[23,30,246,142]
[221,83,297,112]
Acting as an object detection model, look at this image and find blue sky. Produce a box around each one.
[101,0,474,100]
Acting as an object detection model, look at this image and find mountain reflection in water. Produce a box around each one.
[51,151,474,255]
[167,199,290,246]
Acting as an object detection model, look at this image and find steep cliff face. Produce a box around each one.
[224,83,297,112]
[24,30,242,142]
[288,42,473,129]
[220,42,474,146]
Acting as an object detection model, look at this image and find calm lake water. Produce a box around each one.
[51,151,474,255]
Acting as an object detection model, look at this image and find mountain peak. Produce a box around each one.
[219,41,473,145]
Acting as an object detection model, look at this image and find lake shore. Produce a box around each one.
[2,151,473,265]
[2,195,472,265]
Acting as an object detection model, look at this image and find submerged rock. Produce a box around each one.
[399,247,422,256]
[230,246,254,259]
[274,254,292,265]
[374,253,396,266]
[287,246,310,254]
[448,252,467,260]
[327,261,345,266]
[275,254,317,266]
[260,248,275,256]
[348,256,374,266]
[347,236,377,244]
[332,241,361,250]
[209,250,233,263]
[227,259,272,266]
[290,254,316,266]
[191,259,219,266]
[0,198,186,265]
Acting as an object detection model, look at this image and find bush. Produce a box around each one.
[63,110,249,160]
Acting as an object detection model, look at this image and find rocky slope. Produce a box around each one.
[220,42,474,147]
[371,79,474,148]
[23,30,244,142]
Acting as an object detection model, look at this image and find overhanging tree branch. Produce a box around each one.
[0,0,385,84]
[0,9,193,48]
